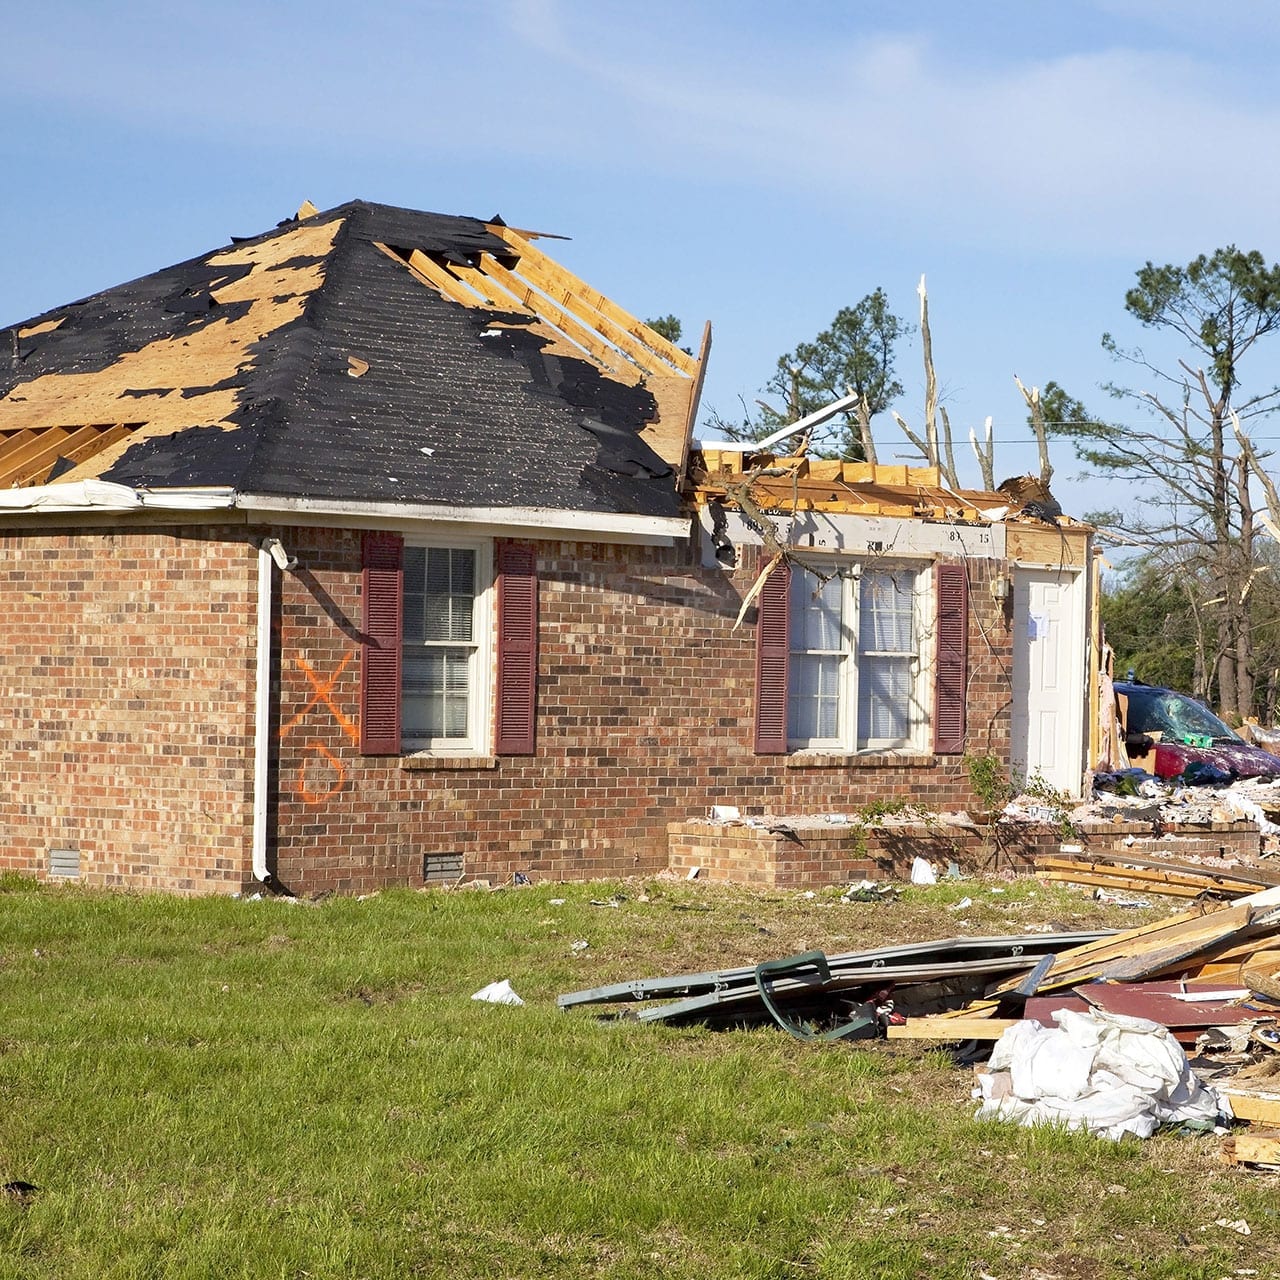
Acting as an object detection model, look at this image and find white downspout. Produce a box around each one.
[253,538,296,886]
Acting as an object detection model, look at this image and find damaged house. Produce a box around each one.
[0,200,1091,894]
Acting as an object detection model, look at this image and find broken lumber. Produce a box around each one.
[885,1017,1017,1041]
[1035,855,1265,900]
[1222,1129,1280,1167]
[990,884,1280,996]
[1222,1089,1280,1126]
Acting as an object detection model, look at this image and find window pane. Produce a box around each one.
[403,648,471,739]
[788,653,842,741]
[861,570,914,653]
[403,546,426,643]
[858,655,912,743]
[790,568,843,651]
[422,548,475,642]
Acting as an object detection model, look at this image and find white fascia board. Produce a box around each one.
[698,505,1006,568]
[234,494,689,545]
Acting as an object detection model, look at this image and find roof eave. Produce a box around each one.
[234,493,689,544]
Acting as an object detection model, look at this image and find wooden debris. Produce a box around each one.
[886,1017,1017,1041]
[1222,1129,1280,1168]
[1035,853,1269,900]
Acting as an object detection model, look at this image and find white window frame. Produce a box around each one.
[401,537,493,755]
[787,559,932,754]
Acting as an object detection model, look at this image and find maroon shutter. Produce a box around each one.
[496,541,538,755]
[933,562,968,754]
[360,532,403,755]
[754,559,791,754]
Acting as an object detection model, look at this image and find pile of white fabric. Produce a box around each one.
[974,1006,1224,1140]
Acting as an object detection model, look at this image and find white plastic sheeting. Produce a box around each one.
[0,479,236,511]
[974,1007,1223,1140]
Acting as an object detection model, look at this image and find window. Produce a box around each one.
[360,534,538,758]
[786,563,928,752]
[401,541,492,753]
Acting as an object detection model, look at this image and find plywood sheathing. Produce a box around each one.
[371,221,702,472]
[1006,523,1088,567]
[0,218,343,487]
[693,451,982,519]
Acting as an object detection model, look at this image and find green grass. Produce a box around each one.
[0,875,1276,1278]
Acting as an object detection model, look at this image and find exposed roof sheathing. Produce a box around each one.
[0,201,706,519]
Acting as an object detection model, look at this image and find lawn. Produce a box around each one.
[1,872,1276,1279]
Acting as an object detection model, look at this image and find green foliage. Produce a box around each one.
[1121,247,1280,398]
[644,313,684,347]
[0,882,1272,1278]
[964,753,1014,814]
[1100,555,1199,693]
[1021,771,1080,840]
[704,289,909,460]
[1044,246,1280,722]
[1034,379,1110,463]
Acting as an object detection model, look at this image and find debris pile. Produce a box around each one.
[559,883,1280,1139]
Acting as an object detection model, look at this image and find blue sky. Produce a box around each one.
[5,0,1280,522]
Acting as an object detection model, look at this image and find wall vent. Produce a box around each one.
[48,847,81,879]
[423,852,463,884]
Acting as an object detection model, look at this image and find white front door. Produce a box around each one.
[1010,568,1086,796]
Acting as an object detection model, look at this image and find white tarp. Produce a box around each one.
[974,1006,1223,1140]
[0,479,236,512]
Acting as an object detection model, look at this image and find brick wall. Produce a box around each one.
[270,531,1018,894]
[0,521,1032,895]
[0,524,256,892]
[667,818,1265,888]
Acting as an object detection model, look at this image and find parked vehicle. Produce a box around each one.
[1114,680,1280,780]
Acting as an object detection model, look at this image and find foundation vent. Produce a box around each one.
[48,847,81,879]
[423,853,463,884]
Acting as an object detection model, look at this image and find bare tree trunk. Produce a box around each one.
[939,406,959,489]
[1014,376,1054,489]
[970,415,996,490]
[918,276,939,469]
[855,395,877,465]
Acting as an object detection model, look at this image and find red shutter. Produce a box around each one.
[360,532,403,755]
[496,541,538,755]
[933,562,968,754]
[754,559,791,754]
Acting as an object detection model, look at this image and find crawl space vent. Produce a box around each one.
[423,853,463,884]
[48,847,82,879]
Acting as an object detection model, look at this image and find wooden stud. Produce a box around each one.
[448,260,528,311]
[476,254,636,377]
[407,249,487,308]
[487,222,700,376]
[1222,1092,1280,1126]
[677,320,712,486]
[886,1017,1017,1040]
[496,249,691,379]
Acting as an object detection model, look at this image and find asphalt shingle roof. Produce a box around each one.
[0,201,697,520]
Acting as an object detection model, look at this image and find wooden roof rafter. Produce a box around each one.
[0,422,137,489]
[488,246,688,379]
[486,223,699,378]
[472,253,636,378]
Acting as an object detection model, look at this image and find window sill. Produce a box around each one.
[400,754,498,771]
[784,751,936,769]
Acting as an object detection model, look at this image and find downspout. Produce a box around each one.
[253,538,296,887]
